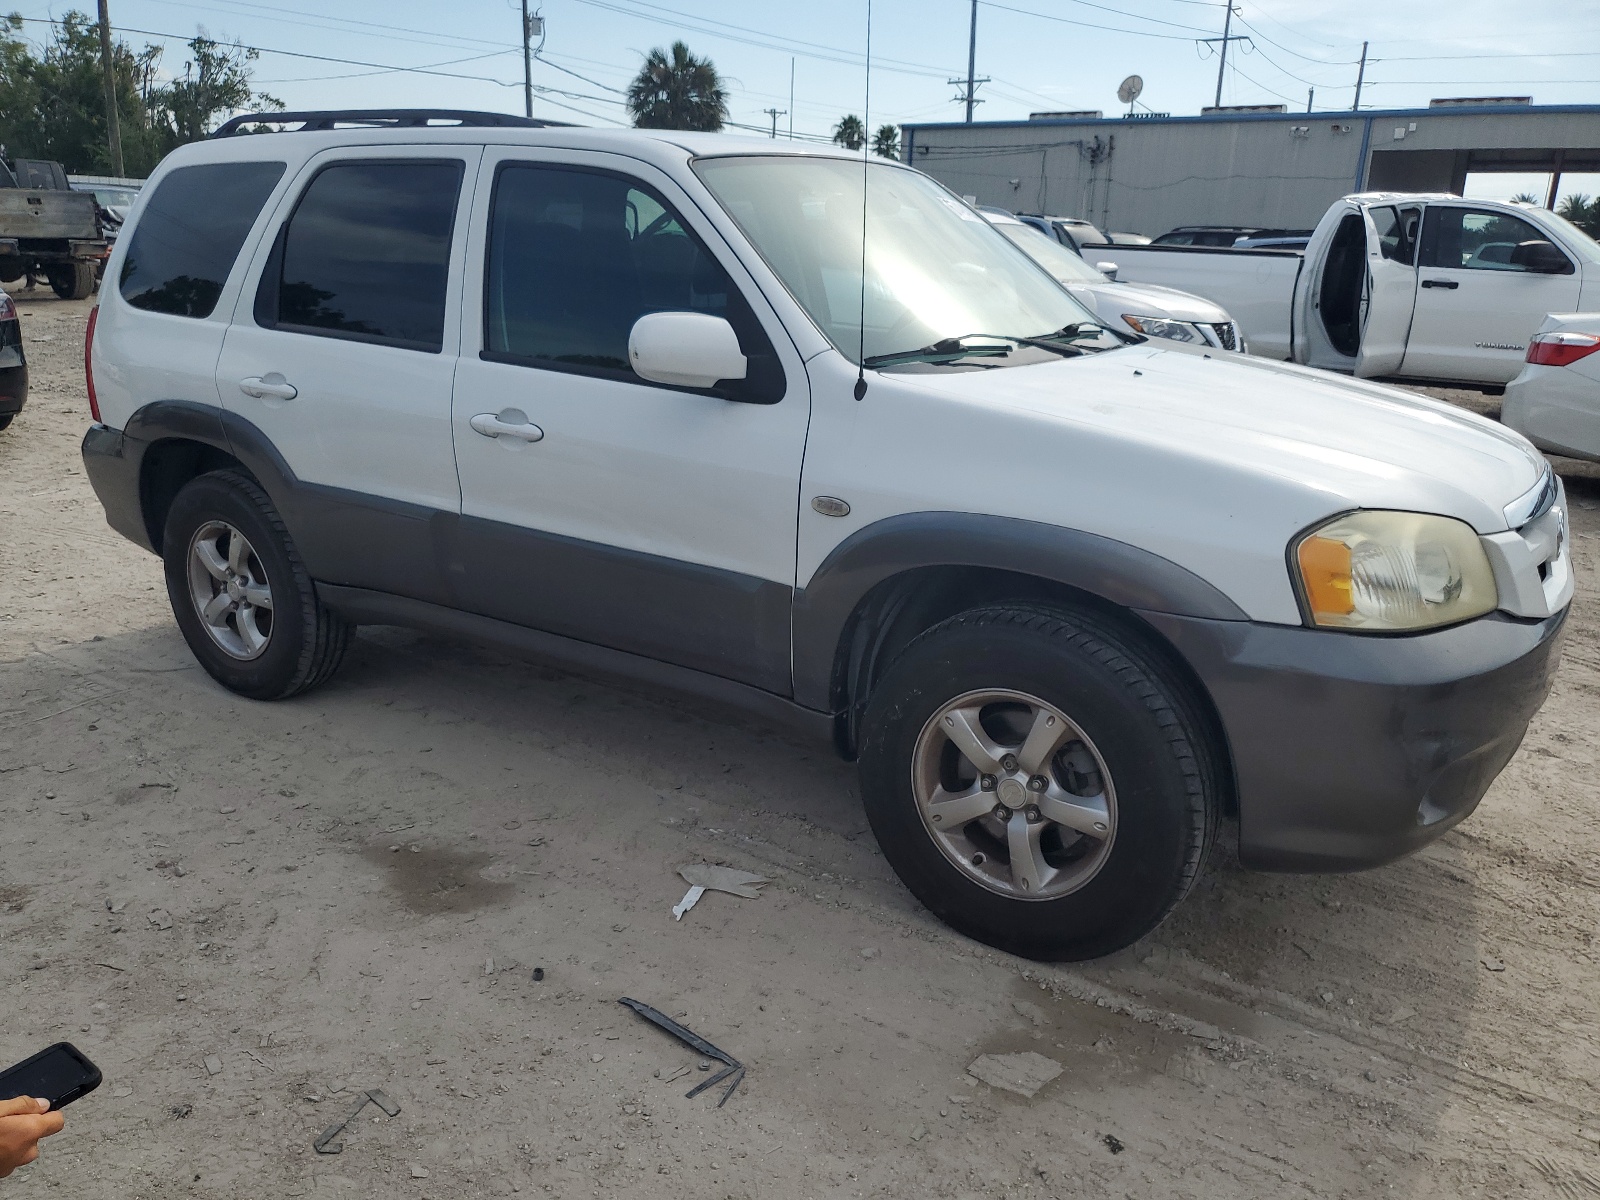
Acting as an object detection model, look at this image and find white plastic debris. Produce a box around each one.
[672,885,706,921]
[671,864,770,921]
[966,1051,1063,1098]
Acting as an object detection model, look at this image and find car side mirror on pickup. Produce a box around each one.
[629,311,748,391]
[1509,240,1574,275]
[1096,262,1119,281]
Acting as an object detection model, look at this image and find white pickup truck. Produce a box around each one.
[1086,193,1600,389]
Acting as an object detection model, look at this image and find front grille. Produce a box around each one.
[1210,322,1237,351]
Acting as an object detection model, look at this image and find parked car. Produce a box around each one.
[1014,212,1110,254]
[0,287,25,430]
[1106,232,1152,246]
[981,208,1245,350]
[1502,313,1600,461]
[69,182,141,225]
[1087,193,1600,388]
[1152,225,1262,247]
[82,111,1570,961]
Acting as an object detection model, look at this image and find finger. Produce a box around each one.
[35,1113,65,1138]
[21,1144,38,1165]
[0,1097,46,1118]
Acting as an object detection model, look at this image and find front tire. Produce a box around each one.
[162,469,352,700]
[858,604,1217,961]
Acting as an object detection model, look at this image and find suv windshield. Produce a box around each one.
[693,155,1102,366]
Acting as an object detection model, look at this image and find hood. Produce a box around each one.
[1065,280,1232,325]
[896,343,1545,536]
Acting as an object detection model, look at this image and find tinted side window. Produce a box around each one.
[1371,205,1415,264]
[484,163,781,399]
[120,161,285,318]
[258,160,463,352]
[1419,207,1562,272]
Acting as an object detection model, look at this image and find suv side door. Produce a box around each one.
[450,150,811,694]
[216,145,481,604]
[1401,203,1582,384]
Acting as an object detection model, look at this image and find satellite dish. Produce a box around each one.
[1117,75,1144,106]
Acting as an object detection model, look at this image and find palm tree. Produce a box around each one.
[626,41,727,132]
[872,124,900,159]
[831,114,865,151]
[1558,194,1600,238]
[1510,192,1541,205]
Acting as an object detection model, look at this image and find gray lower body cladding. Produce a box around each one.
[82,410,1566,876]
[1144,608,1567,871]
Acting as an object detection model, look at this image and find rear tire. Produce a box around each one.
[48,262,95,301]
[0,414,12,432]
[162,469,352,700]
[857,603,1217,961]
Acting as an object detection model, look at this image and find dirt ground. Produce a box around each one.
[3,293,1599,1200]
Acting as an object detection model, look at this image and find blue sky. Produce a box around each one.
[7,0,1596,141]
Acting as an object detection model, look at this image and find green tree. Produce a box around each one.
[1510,192,1541,205]
[871,123,899,159]
[625,41,726,132]
[153,35,280,145]
[0,13,277,177]
[831,114,865,151]
[1557,194,1600,239]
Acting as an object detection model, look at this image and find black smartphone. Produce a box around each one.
[0,1043,101,1109]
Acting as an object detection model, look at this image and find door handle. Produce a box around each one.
[470,411,545,442]
[1420,279,1459,290]
[239,374,298,400]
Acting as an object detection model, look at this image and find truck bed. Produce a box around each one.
[1079,243,1302,360]
[0,190,100,242]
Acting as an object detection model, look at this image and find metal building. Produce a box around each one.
[901,102,1600,238]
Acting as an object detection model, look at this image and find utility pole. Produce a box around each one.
[520,0,534,120]
[1306,87,1314,112]
[96,0,124,176]
[1352,40,1368,112]
[788,58,795,139]
[964,0,977,122]
[1198,2,1247,110]
[948,3,988,125]
[762,107,787,138]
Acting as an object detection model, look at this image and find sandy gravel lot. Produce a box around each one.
[3,293,1599,1199]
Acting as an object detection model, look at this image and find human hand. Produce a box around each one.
[0,1097,64,1177]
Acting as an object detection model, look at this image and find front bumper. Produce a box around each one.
[1143,608,1568,871]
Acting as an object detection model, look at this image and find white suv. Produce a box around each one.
[82,111,1571,960]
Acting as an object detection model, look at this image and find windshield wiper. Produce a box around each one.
[861,336,1016,368]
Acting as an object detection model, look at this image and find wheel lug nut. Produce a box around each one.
[1028,775,1047,792]
[994,806,1011,821]
[1000,753,1019,772]
[1025,806,1042,823]
[979,775,997,792]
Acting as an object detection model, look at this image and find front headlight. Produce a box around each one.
[1122,314,1199,343]
[1292,511,1498,631]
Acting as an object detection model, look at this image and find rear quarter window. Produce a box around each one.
[119,161,286,318]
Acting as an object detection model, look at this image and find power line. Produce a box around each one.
[977,0,1205,41]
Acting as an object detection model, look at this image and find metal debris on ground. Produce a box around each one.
[966,1051,1063,1099]
[671,864,769,921]
[618,997,745,1107]
[312,1089,402,1154]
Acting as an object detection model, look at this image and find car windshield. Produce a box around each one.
[693,155,1101,365]
[991,221,1107,283]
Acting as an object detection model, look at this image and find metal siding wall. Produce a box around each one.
[908,109,1600,238]
[911,118,1362,235]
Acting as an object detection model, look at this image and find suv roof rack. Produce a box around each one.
[210,109,573,138]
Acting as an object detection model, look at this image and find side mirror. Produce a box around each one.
[628,311,747,390]
[1508,240,1573,274]
[1096,262,1119,281]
